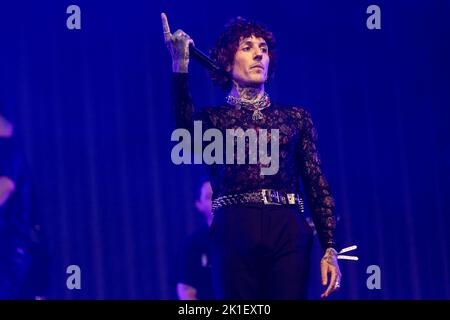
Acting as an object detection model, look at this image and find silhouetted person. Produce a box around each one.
[177,178,214,300]
[0,109,48,299]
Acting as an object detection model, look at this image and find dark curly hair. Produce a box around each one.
[209,16,277,91]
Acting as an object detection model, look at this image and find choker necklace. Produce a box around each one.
[226,92,271,121]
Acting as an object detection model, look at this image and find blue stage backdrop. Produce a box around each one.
[0,0,449,299]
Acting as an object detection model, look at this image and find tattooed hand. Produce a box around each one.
[161,12,195,73]
[320,248,342,298]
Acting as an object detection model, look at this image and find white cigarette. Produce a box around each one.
[339,245,358,254]
[337,255,359,261]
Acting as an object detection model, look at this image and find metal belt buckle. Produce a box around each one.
[261,189,281,205]
[286,193,296,205]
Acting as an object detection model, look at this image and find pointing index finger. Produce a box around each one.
[161,12,171,43]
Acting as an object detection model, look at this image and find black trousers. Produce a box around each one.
[209,203,314,300]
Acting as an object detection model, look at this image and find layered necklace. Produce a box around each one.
[226,92,271,121]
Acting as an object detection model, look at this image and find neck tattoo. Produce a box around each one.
[226,81,271,121]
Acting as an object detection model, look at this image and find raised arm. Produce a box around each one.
[161,12,194,74]
[161,12,199,130]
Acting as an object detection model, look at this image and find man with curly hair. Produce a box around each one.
[162,13,341,300]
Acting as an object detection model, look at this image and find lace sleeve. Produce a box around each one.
[298,109,337,250]
[171,72,213,130]
[172,72,195,130]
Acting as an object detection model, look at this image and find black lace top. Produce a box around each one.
[172,73,337,250]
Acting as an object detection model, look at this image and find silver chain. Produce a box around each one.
[225,93,271,121]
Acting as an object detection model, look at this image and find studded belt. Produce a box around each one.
[212,189,305,213]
